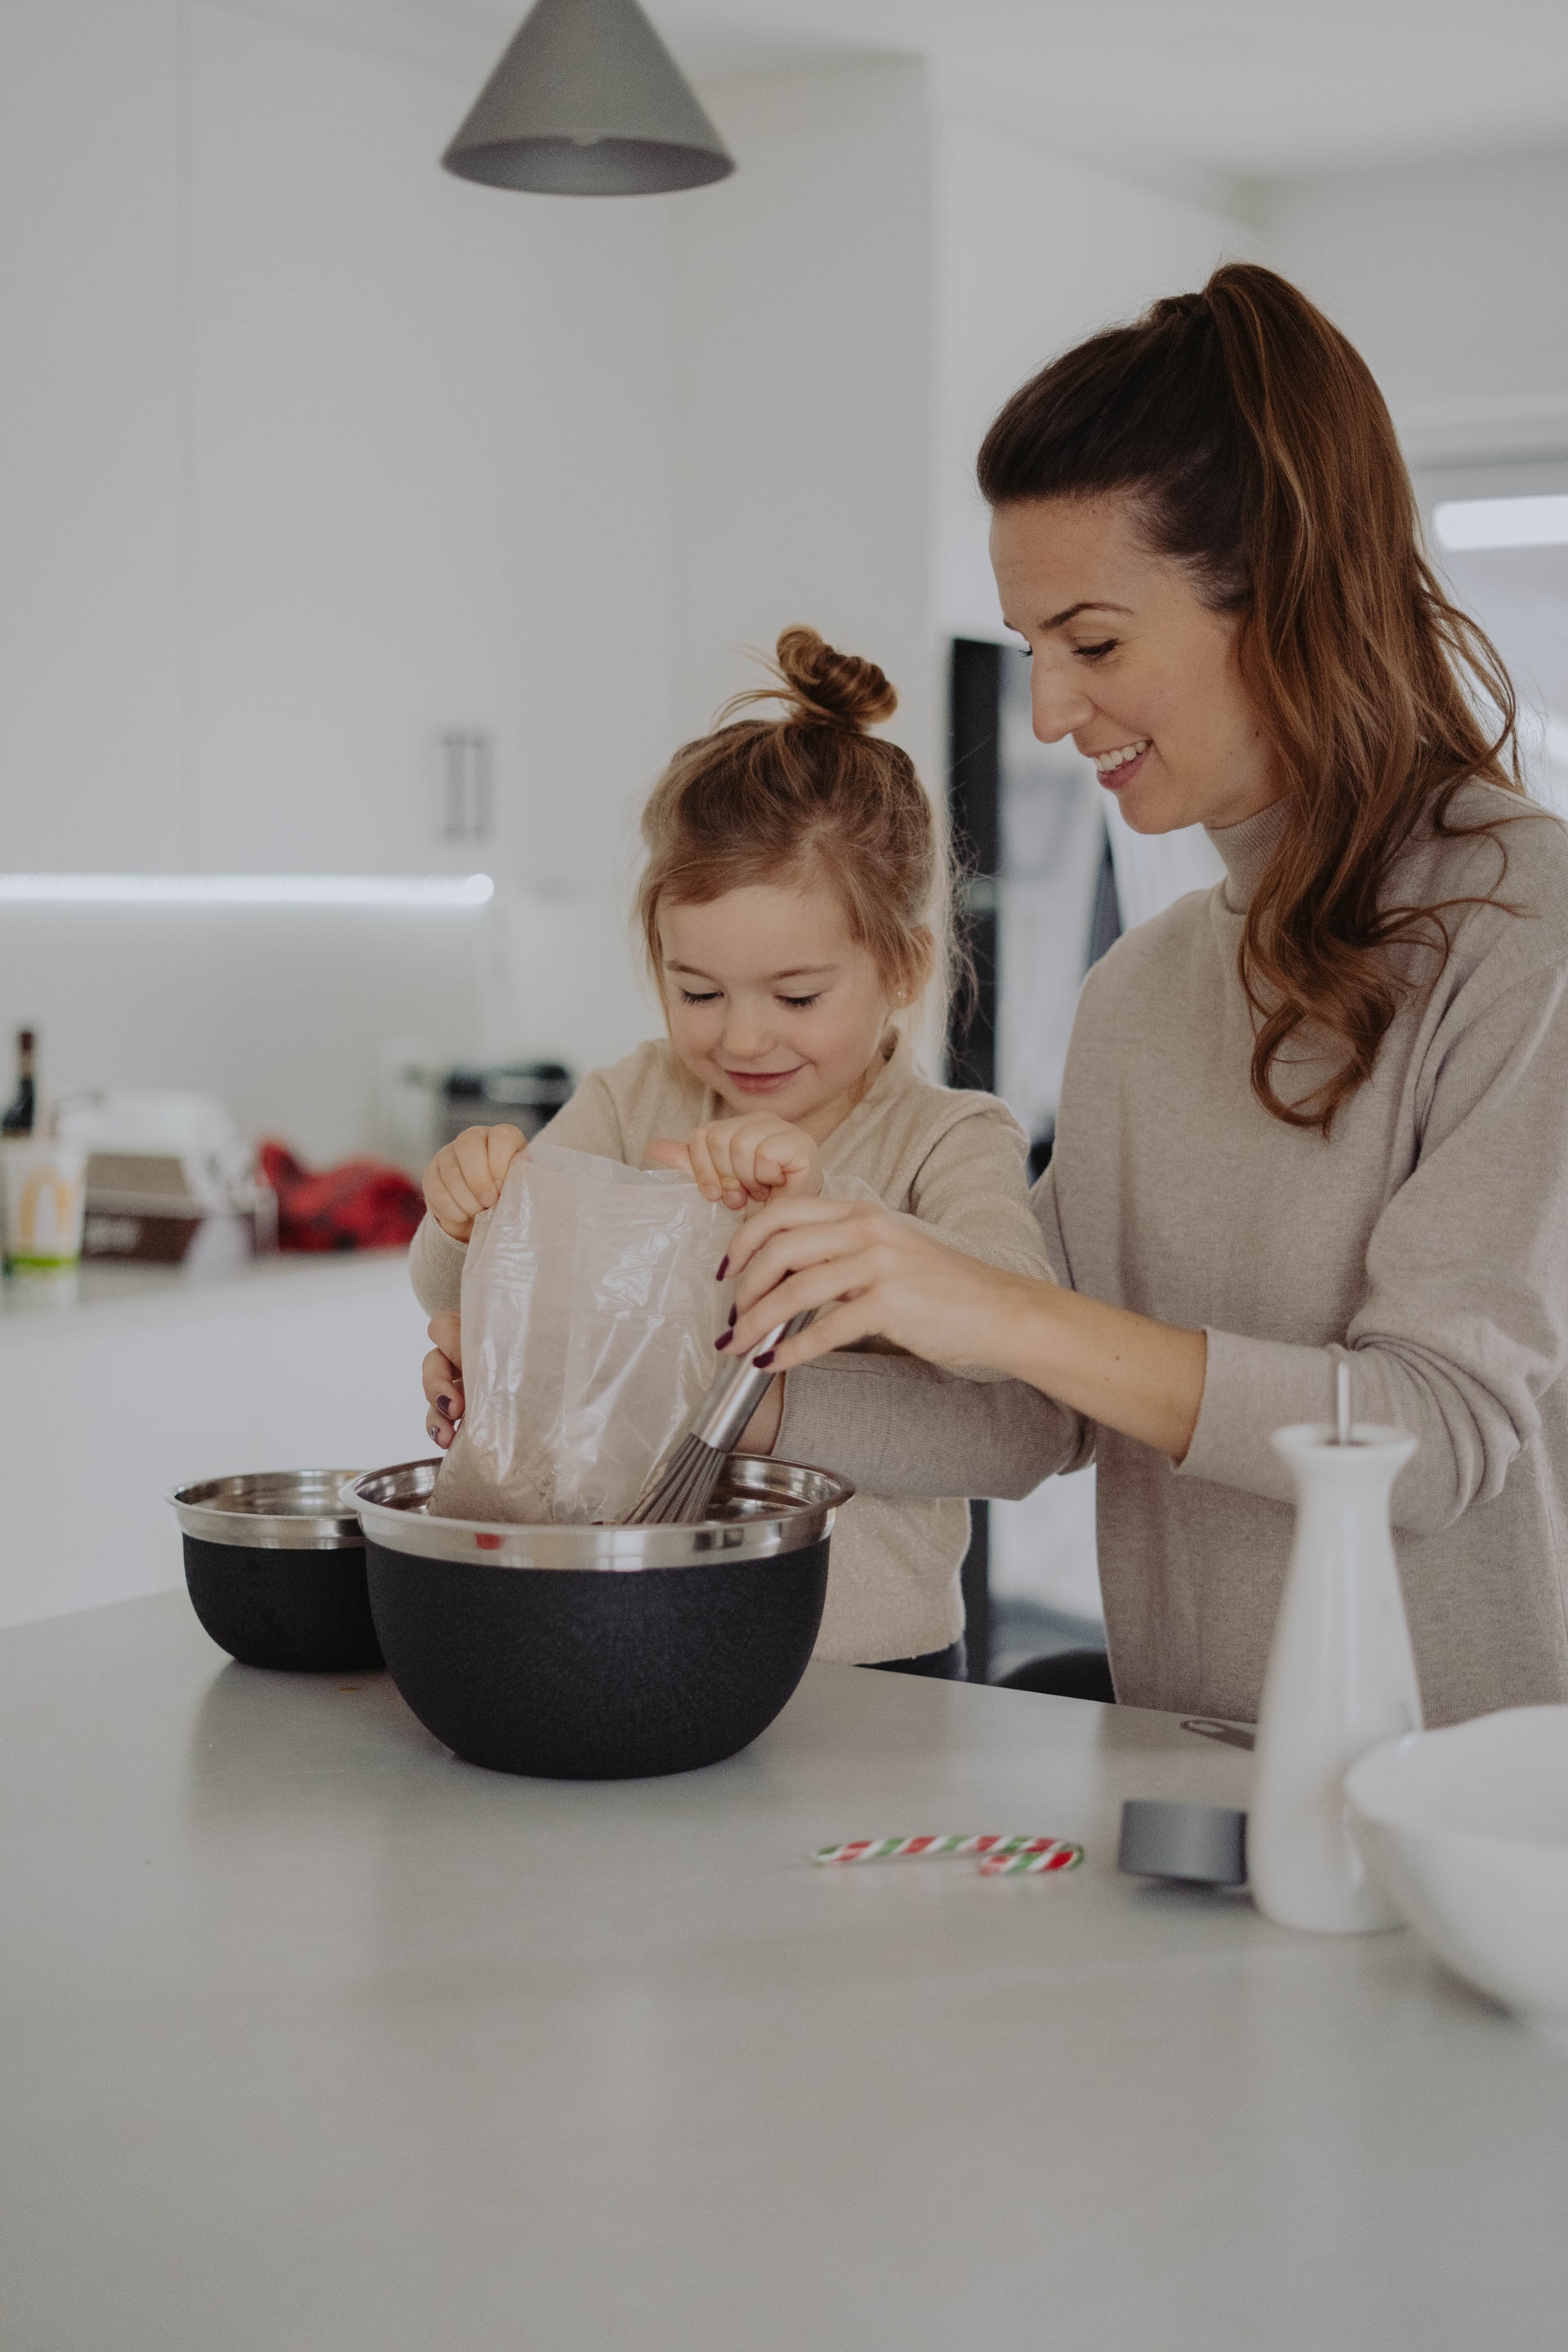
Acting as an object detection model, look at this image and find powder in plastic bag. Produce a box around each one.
[431,1141,739,1525]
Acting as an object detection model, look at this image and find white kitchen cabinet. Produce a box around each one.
[185,1,675,885]
[1,0,675,889]
[0,0,184,871]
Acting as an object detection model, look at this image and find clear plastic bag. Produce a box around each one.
[430,1141,738,1526]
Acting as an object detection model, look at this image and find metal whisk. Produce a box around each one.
[626,1311,814,1526]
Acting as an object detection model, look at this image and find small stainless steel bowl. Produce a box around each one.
[168,1468,381,1673]
[343,1455,851,1779]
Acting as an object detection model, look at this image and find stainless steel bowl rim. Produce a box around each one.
[168,1468,368,1552]
[344,1457,852,1570]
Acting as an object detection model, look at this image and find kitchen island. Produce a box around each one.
[2,1592,1563,2350]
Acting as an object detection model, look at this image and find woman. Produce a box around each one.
[725,263,1568,1730]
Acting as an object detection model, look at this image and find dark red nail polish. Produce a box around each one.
[752,1349,775,1370]
[715,1255,729,1281]
[437,1396,452,1415]
[715,1330,732,1350]
[727,1304,737,1328]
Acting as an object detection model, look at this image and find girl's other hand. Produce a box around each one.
[423,1312,465,1450]
[646,1114,823,1214]
[422,1125,528,1241]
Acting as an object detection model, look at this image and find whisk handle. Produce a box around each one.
[692,1310,813,1452]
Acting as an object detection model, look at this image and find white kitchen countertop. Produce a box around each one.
[2,1591,1563,2351]
[0,1245,412,1338]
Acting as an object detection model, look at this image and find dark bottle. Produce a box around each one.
[2,1029,37,1135]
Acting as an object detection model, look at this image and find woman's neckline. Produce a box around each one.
[1205,796,1290,910]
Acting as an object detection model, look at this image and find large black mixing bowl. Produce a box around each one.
[168,1469,381,1672]
[346,1456,852,1779]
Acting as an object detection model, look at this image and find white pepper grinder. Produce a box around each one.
[1249,1362,1422,1933]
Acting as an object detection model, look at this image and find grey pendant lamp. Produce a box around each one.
[443,0,734,197]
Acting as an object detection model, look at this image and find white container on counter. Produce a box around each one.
[2,1136,87,1269]
[1250,1416,1422,1934]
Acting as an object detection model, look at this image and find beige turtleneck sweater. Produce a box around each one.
[410,1034,1051,1663]
[773,782,1568,1726]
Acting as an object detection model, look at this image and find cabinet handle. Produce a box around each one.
[435,729,494,841]
[441,732,466,840]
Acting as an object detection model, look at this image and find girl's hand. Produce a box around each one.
[723,1195,1022,1373]
[423,1125,528,1241]
[647,1114,823,1214]
[423,1312,464,1450]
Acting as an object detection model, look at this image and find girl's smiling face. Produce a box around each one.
[989,492,1277,835]
[658,881,916,1143]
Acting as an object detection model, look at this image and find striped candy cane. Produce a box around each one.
[813,1834,1061,1865]
[978,1840,1083,1877]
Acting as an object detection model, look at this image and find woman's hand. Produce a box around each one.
[423,1125,528,1241]
[722,1194,1208,1461]
[423,1311,464,1450]
[647,1113,823,1214]
[724,1196,1021,1372]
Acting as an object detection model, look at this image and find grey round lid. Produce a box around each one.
[1118,1799,1248,1887]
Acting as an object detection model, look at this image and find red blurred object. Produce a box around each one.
[257,1140,425,1254]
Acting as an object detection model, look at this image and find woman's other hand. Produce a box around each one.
[423,1312,464,1450]
[422,1125,528,1241]
[646,1114,823,1214]
[724,1196,1018,1372]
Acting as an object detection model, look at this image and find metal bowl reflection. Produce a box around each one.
[167,1468,380,1673]
[343,1455,851,1780]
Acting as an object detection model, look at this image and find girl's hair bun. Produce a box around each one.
[773,626,898,731]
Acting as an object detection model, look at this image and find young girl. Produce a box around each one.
[410,626,1051,1677]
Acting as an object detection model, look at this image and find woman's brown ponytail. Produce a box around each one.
[978,262,1525,1135]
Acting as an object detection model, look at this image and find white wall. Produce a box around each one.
[935,117,1255,642]
[671,62,938,792]
[0,904,486,1168]
[1261,145,1568,461]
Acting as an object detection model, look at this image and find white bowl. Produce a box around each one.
[1345,1706,1568,2042]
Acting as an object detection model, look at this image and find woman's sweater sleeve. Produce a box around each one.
[406,1069,628,1319]
[1180,951,1568,1532]
[773,1107,1085,1499]
[774,1353,1081,1501]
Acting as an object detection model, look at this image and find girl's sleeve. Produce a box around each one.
[903,1101,1057,1280]
[407,1067,628,1317]
[409,1214,468,1317]
[1179,951,1568,1532]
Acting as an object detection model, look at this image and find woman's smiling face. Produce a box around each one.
[989,492,1277,835]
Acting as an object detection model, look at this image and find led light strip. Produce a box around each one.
[1433,494,1568,553]
[0,872,496,908]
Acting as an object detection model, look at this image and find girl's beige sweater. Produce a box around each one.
[409,1034,1051,1663]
